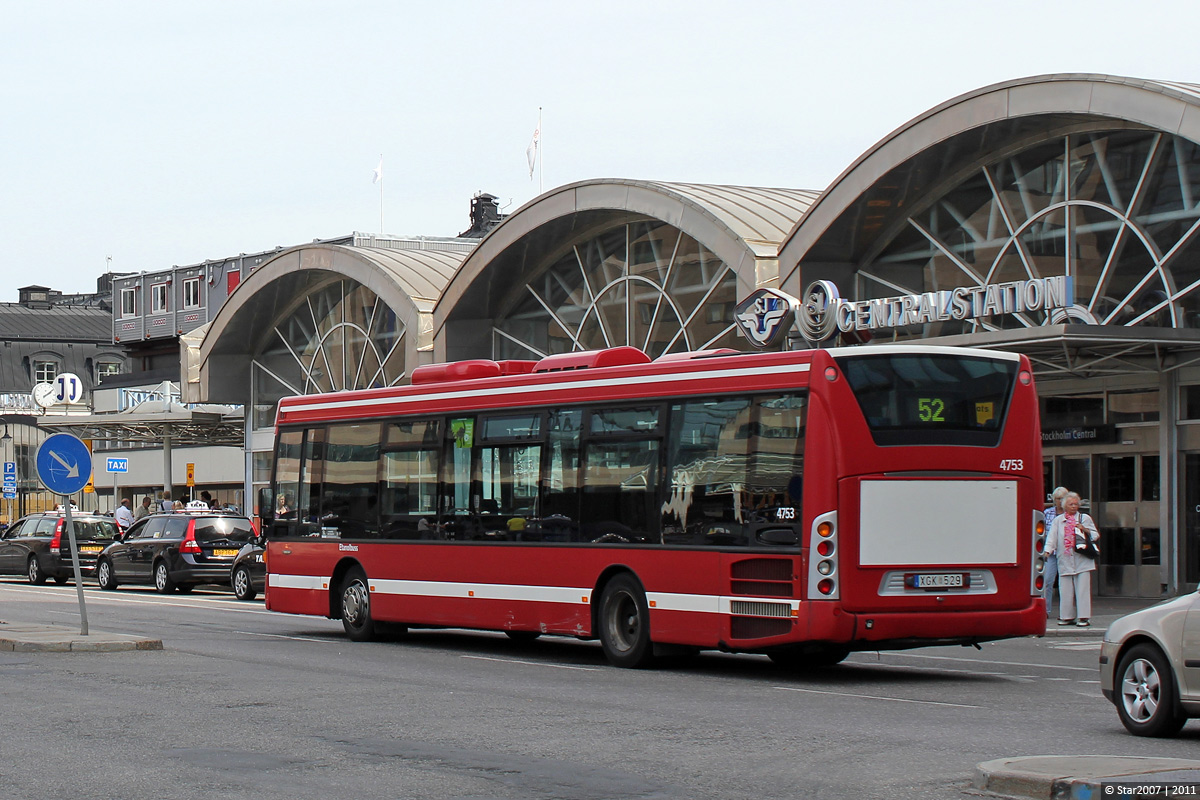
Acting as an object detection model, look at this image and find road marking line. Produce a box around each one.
[235,630,336,644]
[461,655,598,671]
[853,650,1095,672]
[774,686,982,709]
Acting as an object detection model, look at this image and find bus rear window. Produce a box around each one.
[835,353,1017,446]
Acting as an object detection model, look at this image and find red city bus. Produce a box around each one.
[263,344,1047,668]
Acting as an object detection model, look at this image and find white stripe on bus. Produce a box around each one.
[267,573,800,615]
[283,362,810,414]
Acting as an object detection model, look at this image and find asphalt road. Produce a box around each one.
[0,580,1194,800]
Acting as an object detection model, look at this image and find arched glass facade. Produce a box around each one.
[250,278,406,429]
[862,130,1200,339]
[493,221,740,360]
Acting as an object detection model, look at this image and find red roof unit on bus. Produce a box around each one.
[533,346,651,372]
[411,359,536,385]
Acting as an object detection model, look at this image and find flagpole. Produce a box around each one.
[378,153,384,234]
[538,107,543,194]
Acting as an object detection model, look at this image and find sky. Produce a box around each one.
[3,0,1198,296]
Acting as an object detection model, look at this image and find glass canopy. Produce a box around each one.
[249,279,405,428]
[865,130,1200,339]
[493,220,740,359]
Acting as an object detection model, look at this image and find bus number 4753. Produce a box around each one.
[999,459,1024,471]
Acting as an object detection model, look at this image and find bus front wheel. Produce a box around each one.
[341,567,377,642]
[598,574,654,668]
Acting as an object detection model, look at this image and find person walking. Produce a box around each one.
[1048,491,1101,627]
[1042,486,1069,618]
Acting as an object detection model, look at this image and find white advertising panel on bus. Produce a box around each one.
[858,480,1018,566]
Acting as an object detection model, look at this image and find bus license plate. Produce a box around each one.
[907,572,969,590]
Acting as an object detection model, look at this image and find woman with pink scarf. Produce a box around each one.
[1047,491,1101,627]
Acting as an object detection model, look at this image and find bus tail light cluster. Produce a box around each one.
[1031,509,1046,596]
[807,511,839,600]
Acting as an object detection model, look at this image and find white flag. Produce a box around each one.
[526,126,540,179]
[372,158,382,184]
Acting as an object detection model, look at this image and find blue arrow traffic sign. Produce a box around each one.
[35,433,93,495]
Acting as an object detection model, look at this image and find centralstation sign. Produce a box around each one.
[734,276,1076,347]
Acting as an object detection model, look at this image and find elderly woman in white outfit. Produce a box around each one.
[1047,492,1101,627]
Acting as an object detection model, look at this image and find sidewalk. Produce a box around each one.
[0,621,162,652]
[1039,593,1160,635]
[974,756,1200,798]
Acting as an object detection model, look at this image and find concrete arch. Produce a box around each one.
[190,243,466,402]
[778,74,1200,292]
[433,179,817,361]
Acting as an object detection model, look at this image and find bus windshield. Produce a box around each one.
[835,352,1017,447]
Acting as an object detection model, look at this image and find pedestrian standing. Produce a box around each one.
[1042,486,1068,618]
[114,498,136,529]
[1048,491,1101,627]
[134,496,152,520]
[159,491,173,512]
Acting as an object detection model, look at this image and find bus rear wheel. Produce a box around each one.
[598,574,654,668]
[340,567,376,642]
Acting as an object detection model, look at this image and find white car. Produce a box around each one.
[1100,592,1200,736]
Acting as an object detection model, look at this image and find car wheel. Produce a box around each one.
[154,561,176,594]
[53,575,68,585]
[175,584,195,594]
[598,574,654,668]
[27,556,46,585]
[232,565,257,601]
[1116,643,1188,737]
[768,645,850,669]
[340,567,376,642]
[96,559,118,591]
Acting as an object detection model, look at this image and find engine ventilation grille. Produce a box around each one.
[730,617,793,639]
[730,600,793,618]
[731,558,793,580]
[731,580,792,597]
[730,558,795,597]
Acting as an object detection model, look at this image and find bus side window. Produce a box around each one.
[380,419,441,540]
[297,427,326,537]
[272,429,304,537]
[583,406,662,544]
[442,417,477,539]
[320,423,382,539]
[542,409,582,542]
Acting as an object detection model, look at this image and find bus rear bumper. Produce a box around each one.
[836,600,1047,647]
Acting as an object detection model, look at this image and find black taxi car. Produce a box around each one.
[0,510,121,584]
[95,509,256,593]
[229,541,265,601]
